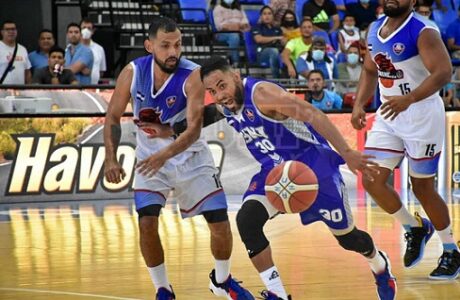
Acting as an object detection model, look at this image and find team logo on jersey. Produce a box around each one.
[166,96,176,108]
[374,52,404,88]
[392,43,405,55]
[134,107,163,133]
[245,108,255,121]
[326,101,333,108]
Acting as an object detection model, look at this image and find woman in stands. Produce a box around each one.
[280,10,300,42]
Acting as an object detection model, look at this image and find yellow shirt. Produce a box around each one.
[285,37,311,62]
[283,28,301,42]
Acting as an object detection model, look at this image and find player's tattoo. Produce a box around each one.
[111,124,121,150]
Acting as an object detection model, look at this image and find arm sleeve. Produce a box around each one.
[100,47,107,71]
[327,1,338,16]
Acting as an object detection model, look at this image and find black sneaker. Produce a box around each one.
[429,247,460,280]
[403,212,434,268]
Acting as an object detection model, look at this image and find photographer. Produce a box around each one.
[32,46,77,84]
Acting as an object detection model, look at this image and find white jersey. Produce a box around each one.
[0,41,31,84]
[130,55,207,164]
[367,12,441,104]
[339,28,360,50]
[88,40,106,84]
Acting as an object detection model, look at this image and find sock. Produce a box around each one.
[147,263,171,292]
[436,225,459,252]
[366,249,387,274]
[391,206,419,231]
[260,266,288,300]
[215,259,231,283]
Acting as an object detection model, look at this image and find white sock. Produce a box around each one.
[147,263,171,292]
[366,249,387,274]
[260,266,288,300]
[436,225,459,251]
[391,206,419,231]
[215,259,231,283]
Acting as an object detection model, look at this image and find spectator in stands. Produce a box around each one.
[0,20,31,84]
[80,18,106,84]
[280,10,300,42]
[336,43,362,95]
[28,29,55,74]
[441,82,459,107]
[65,22,93,84]
[253,6,284,78]
[305,69,342,110]
[338,14,360,54]
[281,19,314,78]
[345,0,378,29]
[296,36,337,81]
[375,5,385,19]
[32,46,77,85]
[302,0,340,33]
[213,0,250,66]
[269,0,296,26]
[414,1,433,19]
[446,7,460,59]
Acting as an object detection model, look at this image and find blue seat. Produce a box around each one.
[432,9,458,35]
[313,30,332,45]
[245,9,260,27]
[177,0,208,23]
[240,0,264,4]
[296,0,309,23]
[329,30,339,51]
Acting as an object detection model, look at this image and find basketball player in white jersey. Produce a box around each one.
[351,0,460,279]
[103,17,254,299]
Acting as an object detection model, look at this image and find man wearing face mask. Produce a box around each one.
[337,43,362,95]
[64,22,93,84]
[80,18,106,84]
[346,0,378,29]
[296,36,337,82]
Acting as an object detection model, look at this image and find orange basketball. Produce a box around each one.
[265,161,319,213]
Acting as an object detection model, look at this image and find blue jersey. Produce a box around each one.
[367,12,441,103]
[224,77,345,180]
[130,55,206,159]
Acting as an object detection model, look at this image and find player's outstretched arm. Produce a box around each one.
[253,82,378,179]
[351,43,378,130]
[103,64,132,183]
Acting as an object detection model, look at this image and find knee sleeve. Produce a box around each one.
[202,208,228,223]
[335,227,375,257]
[236,200,270,258]
[137,204,162,218]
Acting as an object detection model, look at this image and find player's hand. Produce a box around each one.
[342,149,380,181]
[104,159,126,184]
[351,105,367,130]
[380,94,415,121]
[138,122,174,139]
[136,151,169,177]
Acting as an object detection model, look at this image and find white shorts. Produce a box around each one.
[133,147,226,218]
[364,98,445,178]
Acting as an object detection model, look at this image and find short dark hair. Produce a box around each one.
[343,14,355,20]
[281,9,298,28]
[1,20,16,30]
[80,18,94,27]
[260,5,273,15]
[200,56,231,81]
[39,29,53,37]
[66,22,80,32]
[300,18,313,26]
[307,69,325,81]
[148,16,179,39]
[49,46,65,57]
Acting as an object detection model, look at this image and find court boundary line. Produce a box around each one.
[0,287,142,299]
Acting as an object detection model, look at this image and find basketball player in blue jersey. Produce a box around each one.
[351,0,460,280]
[195,56,397,300]
[103,17,254,300]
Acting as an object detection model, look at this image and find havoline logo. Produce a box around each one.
[5,134,225,196]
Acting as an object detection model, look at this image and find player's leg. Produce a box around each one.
[406,138,460,279]
[174,149,253,299]
[311,171,396,300]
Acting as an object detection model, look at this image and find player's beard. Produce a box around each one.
[233,83,244,112]
[154,55,181,74]
[383,1,411,17]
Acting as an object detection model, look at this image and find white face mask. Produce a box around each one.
[81,28,92,40]
[343,25,355,31]
[377,13,385,19]
[223,0,234,5]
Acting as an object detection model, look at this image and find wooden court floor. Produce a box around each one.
[0,195,459,300]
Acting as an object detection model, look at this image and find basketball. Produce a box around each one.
[265,161,319,213]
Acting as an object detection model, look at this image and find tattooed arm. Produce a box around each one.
[103,64,132,183]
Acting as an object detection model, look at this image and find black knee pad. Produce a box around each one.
[335,227,375,257]
[236,200,270,258]
[202,208,228,223]
[137,204,162,218]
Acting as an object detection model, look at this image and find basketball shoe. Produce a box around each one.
[209,269,254,300]
[403,212,434,268]
[429,242,460,280]
[373,251,397,300]
[156,286,175,300]
[260,290,292,300]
